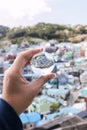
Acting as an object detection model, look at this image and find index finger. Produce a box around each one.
[11,48,43,73]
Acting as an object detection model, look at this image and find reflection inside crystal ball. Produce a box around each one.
[31,53,54,75]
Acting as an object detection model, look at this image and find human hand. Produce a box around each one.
[2,48,55,115]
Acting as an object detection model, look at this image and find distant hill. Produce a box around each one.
[0,23,87,44]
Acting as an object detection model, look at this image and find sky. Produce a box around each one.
[0,0,87,28]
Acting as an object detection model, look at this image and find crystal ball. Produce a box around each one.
[31,52,54,75]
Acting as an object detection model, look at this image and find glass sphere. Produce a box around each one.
[31,52,54,75]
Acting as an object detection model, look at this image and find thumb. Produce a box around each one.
[31,73,56,89]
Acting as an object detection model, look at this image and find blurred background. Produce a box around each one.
[0,0,87,130]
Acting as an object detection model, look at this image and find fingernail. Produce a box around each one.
[49,74,56,79]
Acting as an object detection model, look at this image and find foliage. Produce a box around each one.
[0,25,9,39]
[1,23,87,44]
[7,27,27,39]
[50,103,61,112]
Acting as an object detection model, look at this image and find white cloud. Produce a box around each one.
[0,0,51,27]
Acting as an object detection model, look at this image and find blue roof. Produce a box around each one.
[47,88,69,95]
[19,113,29,124]
[20,112,41,124]
[59,107,79,115]
[81,89,87,97]
[26,112,41,124]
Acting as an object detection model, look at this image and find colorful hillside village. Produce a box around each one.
[1,41,87,129]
